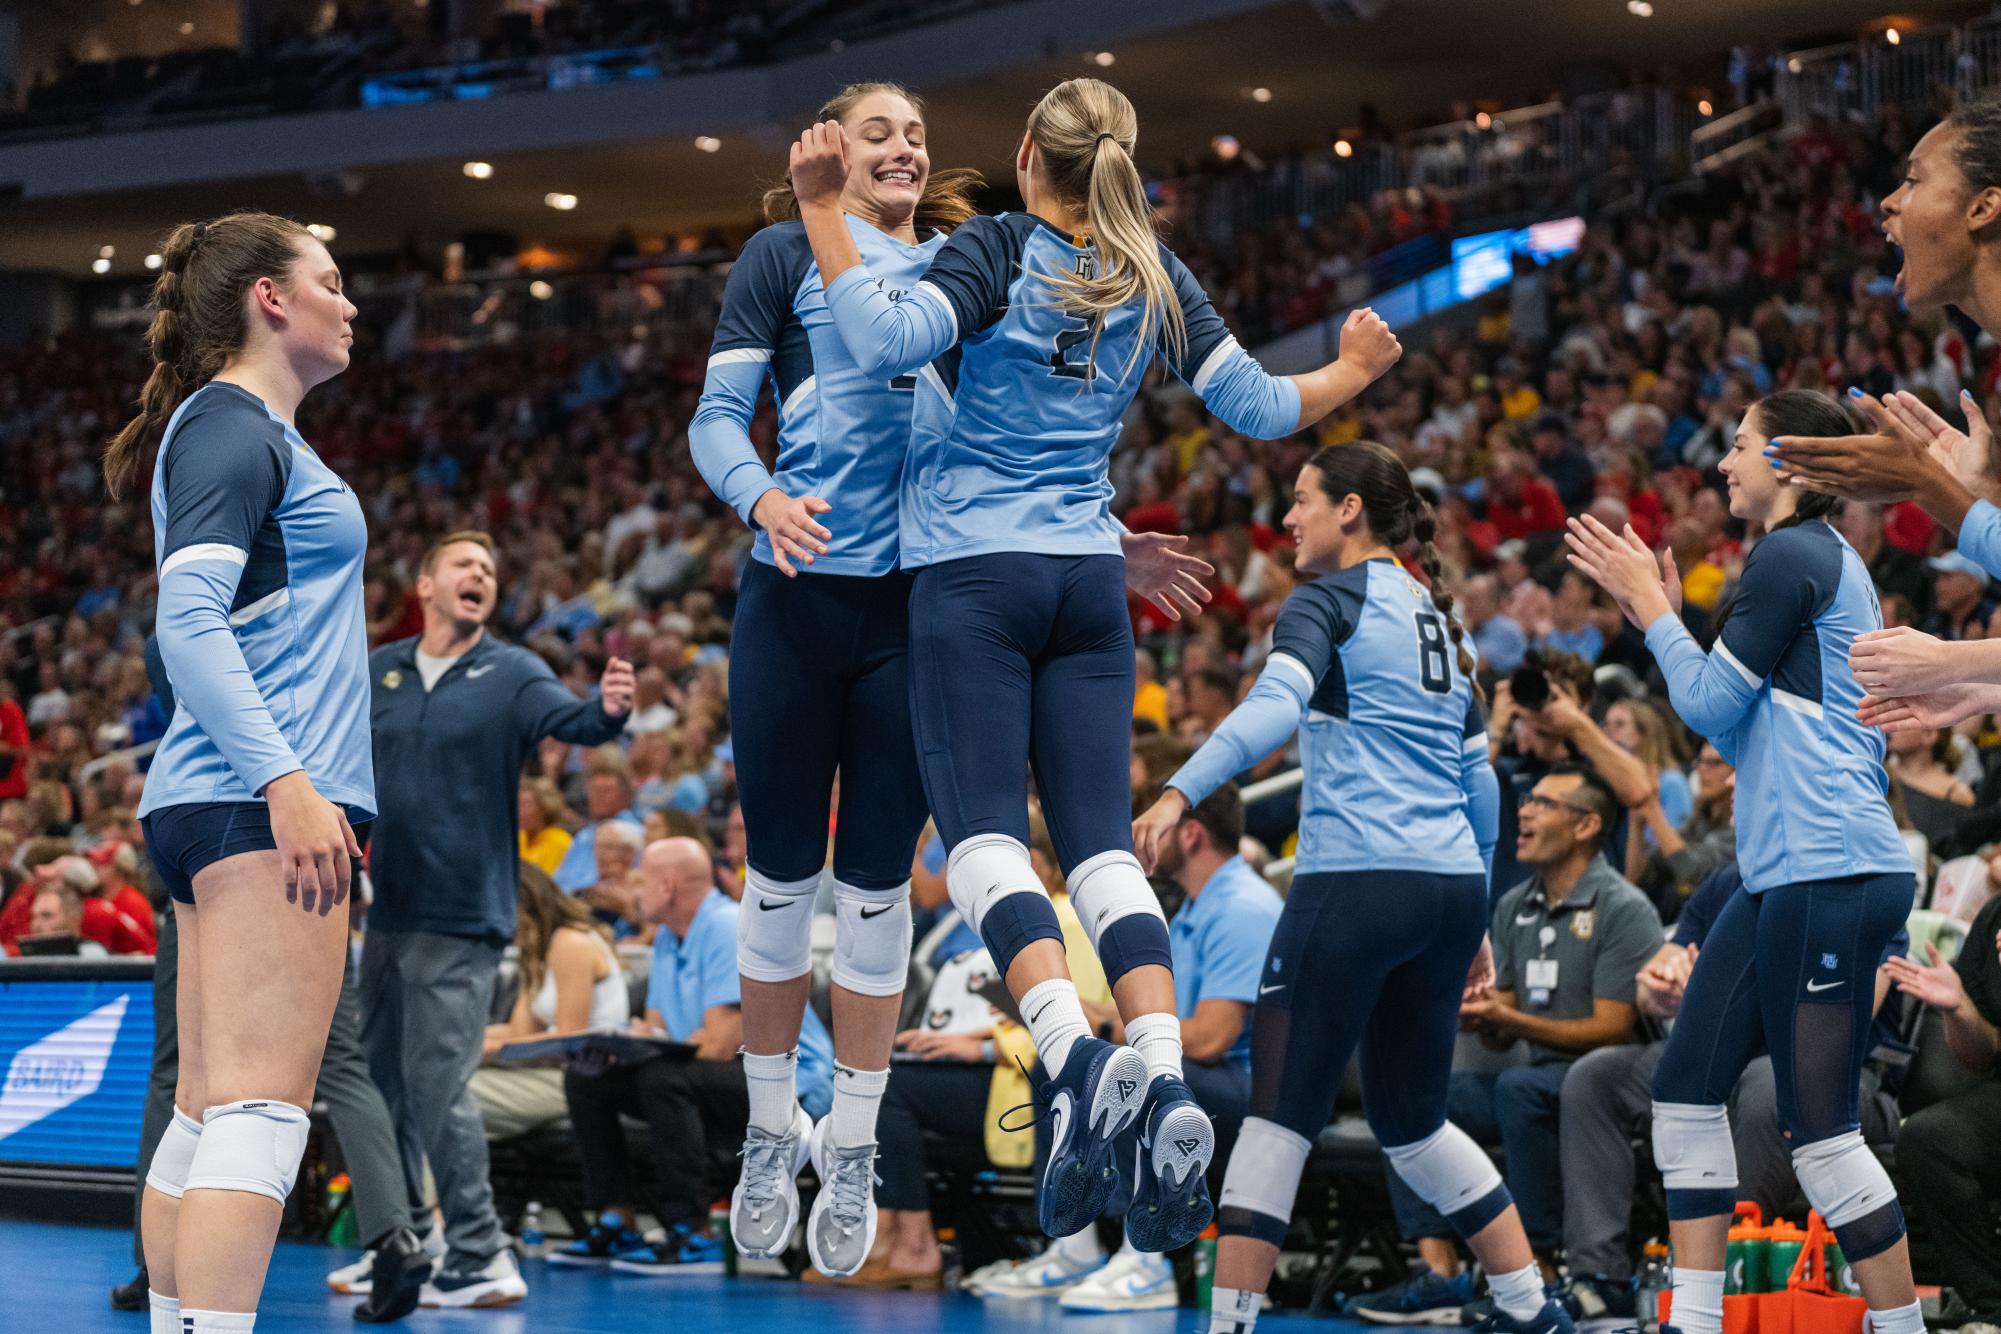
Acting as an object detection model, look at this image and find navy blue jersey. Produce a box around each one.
[690,216,945,576]
[1170,559,1496,878]
[139,382,374,818]
[821,212,1302,568]
[1644,520,1908,893]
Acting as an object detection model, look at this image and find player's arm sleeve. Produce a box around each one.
[1161,245,1301,439]
[513,657,626,746]
[153,423,301,796]
[1462,694,1500,884]
[823,214,1011,379]
[1643,534,1821,737]
[1164,592,1343,805]
[1958,499,2001,580]
[691,234,796,525]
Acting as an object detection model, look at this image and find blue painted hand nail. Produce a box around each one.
[1847,386,1864,398]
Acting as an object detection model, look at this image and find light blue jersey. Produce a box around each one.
[690,215,946,576]
[821,212,1303,567]
[1643,519,1908,893]
[138,382,375,818]
[1168,559,1498,879]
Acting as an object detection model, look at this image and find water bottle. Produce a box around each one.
[937,1227,963,1291]
[325,1173,358,1247]
[1194,1223,1220,1312]
[1638,1242,1671,1330]
[520,1201,546,1261]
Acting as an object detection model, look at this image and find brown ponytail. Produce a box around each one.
[103,211,315,498]
[762,81,983,235]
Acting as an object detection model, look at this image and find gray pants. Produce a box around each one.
[360,928,506,1270]
[133,912,414,1262]
[1558,1043,1897,1281]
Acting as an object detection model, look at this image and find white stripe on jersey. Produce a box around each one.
[779,374,816,421]
[160,543,248,578]
[708,347,772,368]
[229,586,292,628]
[1715,640,1761,688]
[914,282,958,345]
[1464,732,1489,754]
[1189,336,1241,397]
[920,362,955,410]
[1772,689,1825,720]
[1267,652,1318,694]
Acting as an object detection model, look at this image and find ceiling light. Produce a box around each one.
[1476,111,1493,129]
[529,281,554,300]
[98,244,115,259]
[1211,135,1240,161]
[145,253,162,270]
[1886,27,1901,45]
[1698,99,1713,116]
[1092,51,1115,67]
[1788,57,1803,73]
[694,136,721,153]
[1334,139,1354,158]
[1251,87,1273,103]
[463,160,494,179]
[1626,0,1652,14]
[306,223,336,242]
[179,20,194,34]
[92,258,111,275]
[544,192,578,211]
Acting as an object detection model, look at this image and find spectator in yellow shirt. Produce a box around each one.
[1134,648,1170,734]
[518,777,573,876]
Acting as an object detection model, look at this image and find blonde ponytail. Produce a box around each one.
[1024,78,1184,383]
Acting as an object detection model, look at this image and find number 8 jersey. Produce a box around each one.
[1263,557,1490,878]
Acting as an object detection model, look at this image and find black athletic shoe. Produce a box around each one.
[110,1266,148,1312]
[354,1227,431,1324]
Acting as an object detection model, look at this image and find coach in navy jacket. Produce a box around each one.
[359,530,632,1304]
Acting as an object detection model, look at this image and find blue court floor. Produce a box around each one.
[5,1218,1369,1333]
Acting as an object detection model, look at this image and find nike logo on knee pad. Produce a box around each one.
[858,905,894,920]
[758,899,795,911]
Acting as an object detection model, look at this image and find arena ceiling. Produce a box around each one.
[0,0,1955,277]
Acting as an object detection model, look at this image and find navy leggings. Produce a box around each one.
[906,552,1136,873]
[1653,872,1913,1246]
[727,559,929,889]
[1250,869,1490,1146]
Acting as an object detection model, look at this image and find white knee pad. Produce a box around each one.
[1218,1117,1313,1225]
[737,867,820,984]
[144,1107,204,1199]
[830,878,912,998]
[946,834,1048,940]
[1652,1101,1739,1191]
[185,1099,311,1204]
[1385,1122,1505,1217]
[1065,850,1167,949]
[1793,1130,1897,1228]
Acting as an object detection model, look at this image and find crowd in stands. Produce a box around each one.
[4,79,2001,1320]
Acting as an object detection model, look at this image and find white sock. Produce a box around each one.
[1670,1267,1725,1334]
[1123,1011,1184,1082]
[742,1048,798,1136]
[1021,978,1090,1076]
[1489,1260,1546,1322]
[179,1311,255,1332]
[1209,1284,1261,1334]
[1052,1226,1105,1266]
[828,1063,888,1149]
[148,1291,179,1334]
[1869,1300,1926,1334]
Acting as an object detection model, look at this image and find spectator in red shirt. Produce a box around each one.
[0,836,74,955]
[1487,450,1568,539]
[0,681,27,802]
[85,840,158,953]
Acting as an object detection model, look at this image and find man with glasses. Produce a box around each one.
[1354,763,1662,1324]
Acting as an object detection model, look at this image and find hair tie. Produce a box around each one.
[1095,132,1118,149]
[191,222,208,245]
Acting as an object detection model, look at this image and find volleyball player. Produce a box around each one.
[692,81,1211,1278]
[106,213,372,1334]
[1566,390,1923,1334]
[785,76,1400,1251]
[1134,442,1571,1334]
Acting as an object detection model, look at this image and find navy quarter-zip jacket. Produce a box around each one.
[367,632,626,941]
